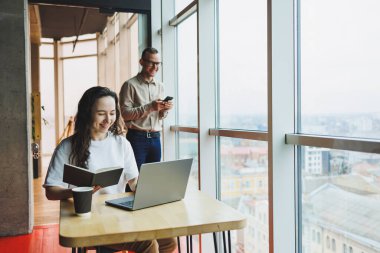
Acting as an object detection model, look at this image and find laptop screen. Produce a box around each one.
[106,158,193,210]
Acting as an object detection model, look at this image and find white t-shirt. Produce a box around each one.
[43,132,139,195]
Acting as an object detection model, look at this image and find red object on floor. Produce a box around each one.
[0,224,70,253]
[0,223,197,253]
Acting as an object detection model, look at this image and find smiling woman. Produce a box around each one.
[42,86,177,252]
[70,86,125,169]
[91,96,117,140]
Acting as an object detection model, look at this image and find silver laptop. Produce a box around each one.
[105,158,193,211]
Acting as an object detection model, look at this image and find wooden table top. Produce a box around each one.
[59,189,246,247]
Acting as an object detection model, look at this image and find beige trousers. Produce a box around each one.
[101,237,177,253]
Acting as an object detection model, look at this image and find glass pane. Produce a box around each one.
[177,14,197,126]
[130,20,139,76]
[41,38,53,43]
[40,43,53,58]
[177,132,200,253]
[115,14,120,35]
[62,39,97,58]
[175,0,194,14]
[301,147,380,253]
[115,38,121,92]
[61,34,96,42]
[300,1,380,139]
[219,0,268,130]
[178,132,198,190]
[40,59,55,156]
[220,137,269,253]
[63,56,97,124]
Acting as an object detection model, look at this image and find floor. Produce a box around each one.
[0,156,191,253]
[34,156,60,225]
[0,224,70,253]
[0,156,71,253]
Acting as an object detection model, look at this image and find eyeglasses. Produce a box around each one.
[143,59,162,67]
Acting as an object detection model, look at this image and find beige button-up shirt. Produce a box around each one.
[119,73,168,132]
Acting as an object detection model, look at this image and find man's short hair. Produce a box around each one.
[141,47,159,59]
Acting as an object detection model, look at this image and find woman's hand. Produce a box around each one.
[45,186,73,200]
[128,177,138,192]
[92,185,102,193]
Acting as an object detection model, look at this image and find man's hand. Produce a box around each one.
[162,100,173,110]
[152,99,167,111]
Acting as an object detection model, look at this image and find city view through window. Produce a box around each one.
[299,1,380,252]
[178,115,380,253]
[177,0,380,252]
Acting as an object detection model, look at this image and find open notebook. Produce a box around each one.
[105,158,193,211]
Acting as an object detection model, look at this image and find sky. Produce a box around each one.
[179,0,380,116]
[300,0,380,114]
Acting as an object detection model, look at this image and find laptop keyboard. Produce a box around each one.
[119,200,133,208]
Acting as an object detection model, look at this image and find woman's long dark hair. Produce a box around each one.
[69,86,124,168]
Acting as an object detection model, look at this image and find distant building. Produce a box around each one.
[303,184,380,253]
[302,146,330,175]
[329,150,350,175]
[301,147,353,176]
[221,167,268,199]
[237,195,269,253]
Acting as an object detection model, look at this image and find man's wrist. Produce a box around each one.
[145,103,155,112]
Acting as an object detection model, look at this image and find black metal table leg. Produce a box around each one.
[177,237,182,253]
[228,231,231,253]
[190,235,193,253]
[222,231,227,253]
[213,232,218,253]
[186,236,189,253]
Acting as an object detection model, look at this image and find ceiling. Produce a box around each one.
[37,5,110,39]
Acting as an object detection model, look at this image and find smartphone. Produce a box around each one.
[162,96,173,102]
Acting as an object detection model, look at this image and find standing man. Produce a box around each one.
[119,47,173,172]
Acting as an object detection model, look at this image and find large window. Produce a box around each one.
[300,0,380,139]
[98,13,140,91]
[299,1,380,253]
[63,56,97,120]
[218,1,268,252]
[39,35,97,155]
[219,0,267,130]
[160,0,380,253]
[177,13,198,126]
[61,36,98,124]
[40,41,55,156]
[220,138,268,253]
